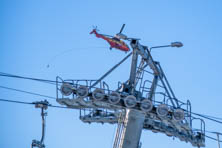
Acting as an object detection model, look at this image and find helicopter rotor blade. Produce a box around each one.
[119,24,125,34]
[125,37,141,41]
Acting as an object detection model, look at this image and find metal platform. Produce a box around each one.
[56,76,205,147]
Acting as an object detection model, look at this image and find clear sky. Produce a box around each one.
[1,0,222,148]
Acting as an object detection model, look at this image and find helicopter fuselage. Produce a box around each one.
[90,29,130,52]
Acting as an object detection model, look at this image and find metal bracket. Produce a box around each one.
[31,100,49,148]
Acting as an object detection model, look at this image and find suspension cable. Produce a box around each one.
[0,85,56,100]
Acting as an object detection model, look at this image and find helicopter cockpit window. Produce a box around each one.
[112,37,120,42]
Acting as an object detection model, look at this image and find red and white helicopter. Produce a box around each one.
[90,24,136,52]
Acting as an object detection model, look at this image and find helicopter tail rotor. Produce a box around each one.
[90,26,100,34]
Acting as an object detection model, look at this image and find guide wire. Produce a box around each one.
[0,72,57,85]
[0,85,56,100]
[0,98,71,109]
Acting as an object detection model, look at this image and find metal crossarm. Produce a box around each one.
[90,52,132,89]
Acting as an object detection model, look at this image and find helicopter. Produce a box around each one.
[90,24,132,52]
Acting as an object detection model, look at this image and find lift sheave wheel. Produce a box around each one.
[108,92,121,104]
[76,86,89,98]
[157,104,169,118]
[124,95,137,108]
[173,109,185,122]
[140,99,153,112]
[60,83,73,96]
[92,88,105,101]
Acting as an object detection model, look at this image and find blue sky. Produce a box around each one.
[1,0,222,147]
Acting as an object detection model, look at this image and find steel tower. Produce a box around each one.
[56,39,205,148]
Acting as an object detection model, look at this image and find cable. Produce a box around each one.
[0,98,71,109]
[2,97,222,144]
[1,72,222,125]
[202,114,222,121]
[1,80,222,125]
[0,72,57,85]
[1,96,220,128]
[0,72,84,86]
[205,130,222,135]
[0,85,56,100]
[0,98,34,105]
[46,46,107,68]
[2,97,222,148]
[205,135,222,143]
[189,110,222,121]
[194,129,222,135]
[191,112,222,125]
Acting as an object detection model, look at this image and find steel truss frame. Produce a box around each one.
[56,40,205,147]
